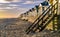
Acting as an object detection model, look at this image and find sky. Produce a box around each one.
[0,0,45,18]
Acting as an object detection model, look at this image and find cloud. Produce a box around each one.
[0,4,3,5]
[0,0,11,3]
[0,3,21,10]
[0,7,11,9]
[7,0,22,2]
[22,0,44,5]
[8,4,20,7]
[0,0,22,3]
[23,1,34,4]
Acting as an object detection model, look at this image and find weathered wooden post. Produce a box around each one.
[56,0,60,32]
[35,5,39,16]
[48,0,59,31]
[41,1,49,27]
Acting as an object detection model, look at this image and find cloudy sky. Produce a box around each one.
[0,0,45,18]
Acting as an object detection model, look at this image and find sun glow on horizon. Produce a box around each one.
[0,10,18,19]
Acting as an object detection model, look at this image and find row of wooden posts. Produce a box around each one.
[19,4,48,21]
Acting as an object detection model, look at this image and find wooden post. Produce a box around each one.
[52,0,58,31]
